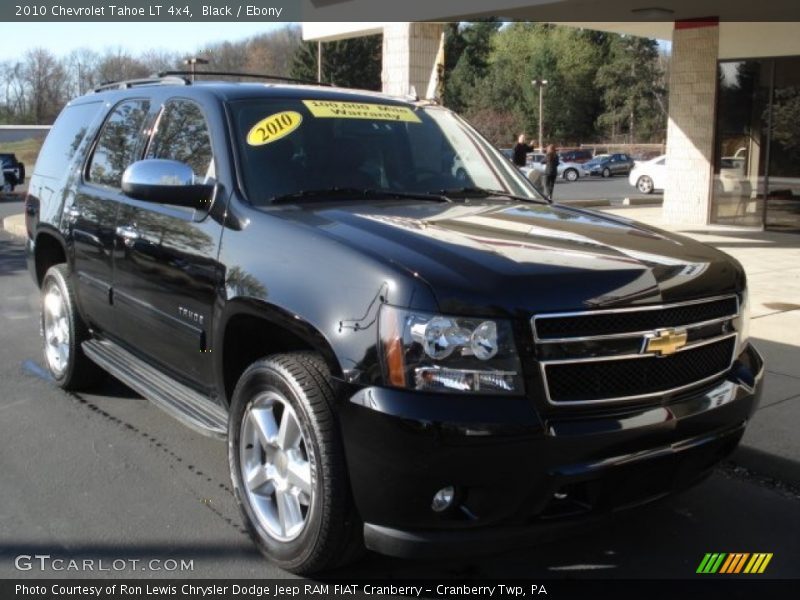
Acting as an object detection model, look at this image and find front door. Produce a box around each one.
[111,99,225,390]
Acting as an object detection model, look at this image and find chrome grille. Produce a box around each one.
[532,296,740,405]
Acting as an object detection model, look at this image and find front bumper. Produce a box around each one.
[339,344,764,558]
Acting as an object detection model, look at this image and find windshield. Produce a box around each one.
[230,98,542,205]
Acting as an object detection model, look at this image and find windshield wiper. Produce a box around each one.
[270,187,452,204]
[437,186,551,204]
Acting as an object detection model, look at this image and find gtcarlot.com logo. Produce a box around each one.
[14,554,194,572]
[696,552,773,574]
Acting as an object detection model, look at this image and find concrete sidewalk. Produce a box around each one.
[4,206,800,486]
[597,205,800,487]
[2,212,26,238]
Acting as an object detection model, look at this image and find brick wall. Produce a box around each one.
[663,23,720,226]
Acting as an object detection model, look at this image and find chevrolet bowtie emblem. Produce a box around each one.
[644,329,688,356]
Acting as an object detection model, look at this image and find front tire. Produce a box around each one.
[564,168,578,182]
[40,264,105,390]
[637,175,654,194]
[602,167,612,178]
[228,352,361,574]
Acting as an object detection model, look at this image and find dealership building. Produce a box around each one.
[303,9,800,233]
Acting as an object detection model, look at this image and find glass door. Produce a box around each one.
[711,60,770,227]
[765,57,800,232]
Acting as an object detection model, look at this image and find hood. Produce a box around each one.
[269,201,744,317]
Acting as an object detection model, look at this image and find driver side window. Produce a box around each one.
[146,99,214,180]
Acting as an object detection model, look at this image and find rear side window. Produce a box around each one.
[34,101,103,180]
[146,99,214,179]
[88,99,150,189]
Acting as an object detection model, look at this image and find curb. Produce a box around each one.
[2,213,26,238]
[730,445,800,490]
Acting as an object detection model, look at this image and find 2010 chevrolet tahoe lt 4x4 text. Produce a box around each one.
[24,75,763,574]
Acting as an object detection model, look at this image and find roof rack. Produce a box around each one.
[93,75,190,93]
[157,70,330,86]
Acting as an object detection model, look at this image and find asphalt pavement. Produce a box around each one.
[550,174,659,203]
[0,222,798,580]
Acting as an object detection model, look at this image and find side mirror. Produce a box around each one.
[121,159,214,209]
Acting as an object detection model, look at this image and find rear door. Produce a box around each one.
[70,98,151,334]
[111,98,225,389]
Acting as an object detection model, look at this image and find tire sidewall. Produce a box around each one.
[228,362,326,568]
[41,266,80,386]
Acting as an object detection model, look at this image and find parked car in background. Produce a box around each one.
[524,152,586,182]
[0,153,26,191]
[581,154,608,175]
[585,153,634,177]
[1,169,8,193]
[717,156,748,195]
[558,149,593,164]
[628,155,667,194]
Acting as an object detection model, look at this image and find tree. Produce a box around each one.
[291,35,382,90]
[245,26,302,77]
[23,48,69,123]
[96,48,149,83]
[595,36,666,142]
[442,21,500,112]
[466,23,607,145]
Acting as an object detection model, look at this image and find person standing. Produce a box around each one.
[512,134,534,167]
[544,144,559,200]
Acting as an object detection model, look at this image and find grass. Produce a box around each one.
[0,137,44,172]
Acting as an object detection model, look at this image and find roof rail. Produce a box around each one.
[157,70,330,86]
[93,75,191,93]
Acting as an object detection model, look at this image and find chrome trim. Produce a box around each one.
[540,332,736,366]
[540,333,738,406]
[535,315,736,344]
[554,422,746,473]
[531,294,740,343]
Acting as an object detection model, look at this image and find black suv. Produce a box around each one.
[1,152,26,190]
[25,75,763,574]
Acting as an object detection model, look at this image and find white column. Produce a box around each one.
[662,22,720,226]
[381,23,444,99]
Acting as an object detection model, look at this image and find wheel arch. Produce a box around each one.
[215,299,343,408]
[34,229,68,287]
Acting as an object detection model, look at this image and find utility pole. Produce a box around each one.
[531,79,549,152]
[184,57,209,82]
[317,41,323,83]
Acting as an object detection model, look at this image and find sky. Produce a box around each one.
[5,22,289,58]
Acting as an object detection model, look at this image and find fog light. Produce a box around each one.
[431,486,455,512]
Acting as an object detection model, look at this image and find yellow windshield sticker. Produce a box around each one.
[246,111,303,146]
[302,100,421,123]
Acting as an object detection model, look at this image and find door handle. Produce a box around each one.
[115,225,140,242]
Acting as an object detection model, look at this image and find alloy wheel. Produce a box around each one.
[43,281,70,377]
[239,391,314,542]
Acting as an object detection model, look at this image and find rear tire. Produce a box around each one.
[564,168,578,182]
[602,167,612,178]
[40,264,105,390]
[228,352,362,574]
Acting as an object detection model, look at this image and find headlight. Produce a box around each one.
[379,305,523,394]
[737,288,750,354]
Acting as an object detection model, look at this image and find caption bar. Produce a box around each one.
[6,2,296,21]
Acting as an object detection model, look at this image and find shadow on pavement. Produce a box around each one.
[0,237,26,277]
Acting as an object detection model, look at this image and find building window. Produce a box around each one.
[712,57,800,232]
